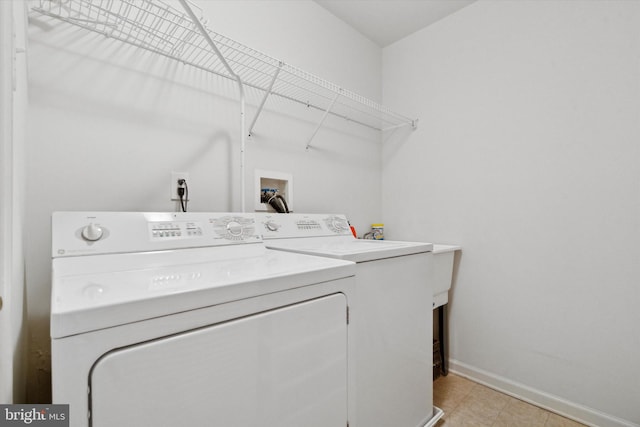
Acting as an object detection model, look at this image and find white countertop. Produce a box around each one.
[433,244,461,254]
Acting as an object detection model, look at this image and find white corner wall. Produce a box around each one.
[25,0,382,402]
[382,1,640,426]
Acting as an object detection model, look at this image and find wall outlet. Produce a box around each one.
[171,172,189,201]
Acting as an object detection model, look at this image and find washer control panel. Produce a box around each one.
[148,221,203,240]
[295,219,323,231]
[257,213,352,239]
[52,212,262,257]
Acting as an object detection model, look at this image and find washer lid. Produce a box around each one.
[264,236,433,263]
[256,213,432,262]
[51,245,355,338]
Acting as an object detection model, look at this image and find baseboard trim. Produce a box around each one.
[448,359,639,427]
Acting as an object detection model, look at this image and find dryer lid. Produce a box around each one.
[51,246,355,338]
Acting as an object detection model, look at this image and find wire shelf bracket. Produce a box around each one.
[306,91,340,150]
[248,62,282,137]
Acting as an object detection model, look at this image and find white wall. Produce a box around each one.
[26,0,382,402]
[0,0,28,404]
[382,1,640,426]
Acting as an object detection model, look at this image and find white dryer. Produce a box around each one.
[257,213,443,427]
[51,212,356,427]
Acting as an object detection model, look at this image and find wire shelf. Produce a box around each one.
[31,0,418,132]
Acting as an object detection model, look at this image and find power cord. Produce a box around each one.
[177,179,188,212]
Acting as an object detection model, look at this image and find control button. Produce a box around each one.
[265,221,280,232]
[81,223,103,241]
[226,221,243,236]
[326,216,349,233]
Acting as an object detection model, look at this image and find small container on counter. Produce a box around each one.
[371,223,384,240]
[362,223,384,240]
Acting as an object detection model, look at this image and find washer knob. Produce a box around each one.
[327,217,348,233]
[265,221,280,232]
[226,221,243,237]
[82,223,103,241]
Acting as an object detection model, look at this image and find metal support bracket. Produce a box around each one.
[248,62,282,137]
[306,91,341,150]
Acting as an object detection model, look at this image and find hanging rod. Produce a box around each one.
[31,0,418,134]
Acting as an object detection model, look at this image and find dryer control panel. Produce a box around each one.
[52,212,261,257]
[257,213,353,239]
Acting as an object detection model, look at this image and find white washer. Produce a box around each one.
[257,213,443,427]
[51,212,356,427]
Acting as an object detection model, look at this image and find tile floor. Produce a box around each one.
[433,373,587,427]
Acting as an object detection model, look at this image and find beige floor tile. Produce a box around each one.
[544,413,588,427]
[436,410,494,427]
[433,374,476,413]
[493,398,550,427]
[434,374,588,427]
[435,374,478,393]
[467,383,515,409]
[453,384,513,425]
